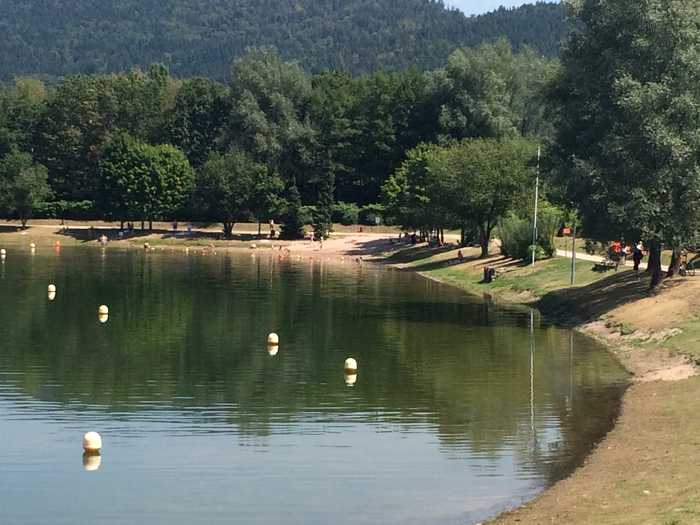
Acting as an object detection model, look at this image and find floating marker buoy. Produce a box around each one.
[344,358,358,373]
[0,249,6,256]
[48,292,56,301]
[82,452,102,471]
[267,333,279,346]
[98,305,109,316]
[98,313,109,324]
[48,284,56,293]
[82,431,102,453]
[267,345,279,357]
[344,373,357,387]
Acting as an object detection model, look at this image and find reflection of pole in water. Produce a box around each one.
[529,309,535,435]
[569,330,575,413]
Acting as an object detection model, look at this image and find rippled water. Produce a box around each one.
[0,245,628,524]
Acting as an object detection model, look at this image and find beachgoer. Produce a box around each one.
[457,249,464,263]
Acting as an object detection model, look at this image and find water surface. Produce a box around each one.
[0,246,628,524]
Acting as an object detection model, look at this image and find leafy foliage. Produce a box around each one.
[0,1,569,80]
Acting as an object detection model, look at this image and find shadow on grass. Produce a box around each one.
[536,270,685,326]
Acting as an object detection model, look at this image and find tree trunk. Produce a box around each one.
[120,220,124,230]
[223,222,234,238]
[149,220,153,231]
[258,221,262,238]
[141,220,145,231]
[667,248,682,278]
[440,228,445,245]
[460,227,466,247]
[648,239,663,288]
[479,228,490,258]
[21,217,27,228]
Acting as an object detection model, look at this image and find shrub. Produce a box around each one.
[331,201,359,225]
[499,216,532,260]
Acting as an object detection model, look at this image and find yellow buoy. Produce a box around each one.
[82,431,102,453]
[98,313,109,324]
[98,305,109,315]
[82,452,102,472]
[344,358,358,373]
[267,333,279,346]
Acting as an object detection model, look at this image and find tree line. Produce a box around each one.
[0,42,554,239]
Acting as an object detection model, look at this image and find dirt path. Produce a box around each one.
[556,248,669,272]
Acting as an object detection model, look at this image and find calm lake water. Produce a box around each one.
[0,245,628,524]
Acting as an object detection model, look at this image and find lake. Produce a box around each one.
[0,245,628,524]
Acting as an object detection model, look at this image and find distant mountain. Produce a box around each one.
[0,0,569,80]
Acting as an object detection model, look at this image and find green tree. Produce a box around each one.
[433,138,536,257]
[550,0,700,286]
[280,180,305,240]
[0,151,51,227]
[163,77,230,167]
[97,134,194,228]
[197,150,282,237]
[438,40,557,141]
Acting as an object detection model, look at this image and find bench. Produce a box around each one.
[593,258,619,272]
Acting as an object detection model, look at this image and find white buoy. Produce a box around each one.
[267,345,279,357]
[83,452,102,471]
[344,373,357,387]
[82,431,102,453]
[267,333,279,346]
[48,291,56,301]
[98,305,109,315]
[98,313,109,324]
[48,284,56,293]
[344,358,358,373]
[0,249,6,256]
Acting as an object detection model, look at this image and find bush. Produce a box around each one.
[537,207,563,257]
[331,201,359,225]
[499,216,532,259]
[358,203,386,225]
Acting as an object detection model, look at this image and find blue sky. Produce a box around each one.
[443,0,530,16]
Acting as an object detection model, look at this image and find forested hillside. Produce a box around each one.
[0,0,568,80]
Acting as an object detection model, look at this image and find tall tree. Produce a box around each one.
[196,150,282,237]
[550,0,700,287]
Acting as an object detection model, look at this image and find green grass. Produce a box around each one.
[664,316,700,362]
[427,256,609,301]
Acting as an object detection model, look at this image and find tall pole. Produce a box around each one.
[531,146,541,268]
[570,223,577,285]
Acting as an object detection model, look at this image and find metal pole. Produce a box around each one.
[532,147,541,268]
[570,224,577,285]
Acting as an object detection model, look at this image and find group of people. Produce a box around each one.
[608,240,645,271]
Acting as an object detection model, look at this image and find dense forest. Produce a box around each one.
[0,0,568,80]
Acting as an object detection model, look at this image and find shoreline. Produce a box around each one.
[2,224,699,523]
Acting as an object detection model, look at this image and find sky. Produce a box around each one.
[443,0,530,16]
